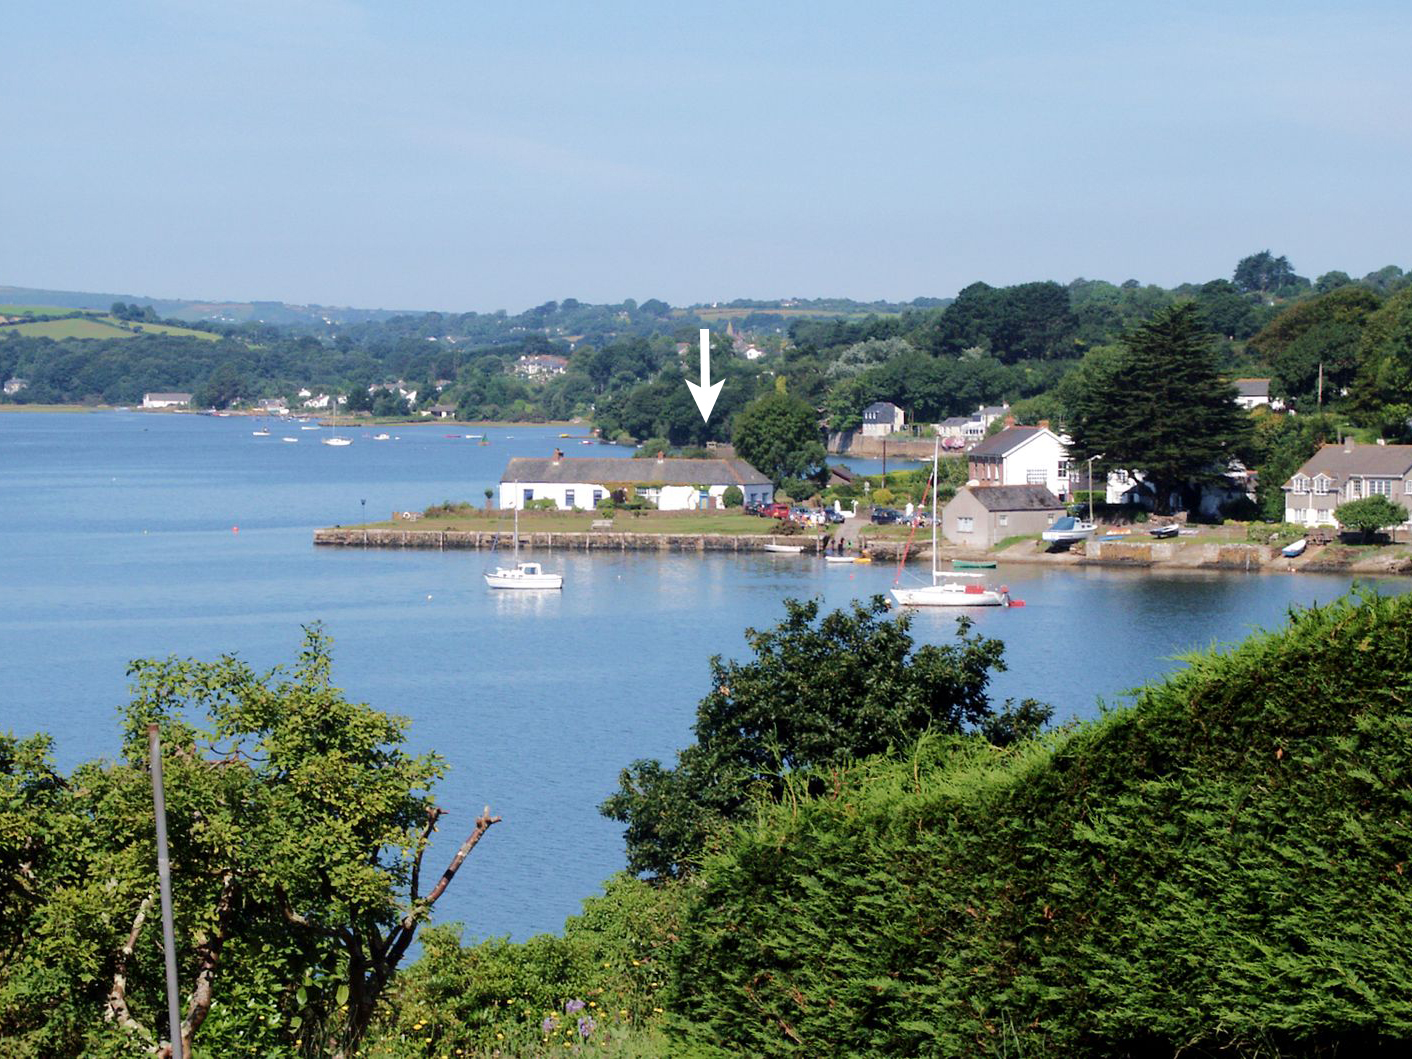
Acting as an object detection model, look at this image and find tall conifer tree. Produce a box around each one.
[1065,303,1251,513]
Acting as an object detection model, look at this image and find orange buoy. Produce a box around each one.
[232,526,239,534]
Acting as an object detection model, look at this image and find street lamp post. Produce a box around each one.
[1086,454,1104,525]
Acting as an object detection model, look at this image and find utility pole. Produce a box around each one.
[148,724,184,1059]
[1317,361,1324,410]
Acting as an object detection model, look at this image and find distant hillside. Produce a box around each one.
[0,285,417,326]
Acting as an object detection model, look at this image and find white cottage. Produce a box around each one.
[499,453,774,511]
[966,425,1071,501]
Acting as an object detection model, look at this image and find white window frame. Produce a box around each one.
[522,488,534,505]
[1057,460,1069,480]
[1290,475,1309,494]
[593,489,604,505]
[957,516,974,533]
[1313,475,1331,495]
[1369,478,1392,496]
[998,514,1009,527]
[565,489,576,507]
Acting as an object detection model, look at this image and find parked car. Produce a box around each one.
[762,502,792,519]
[743,501,763,516]
[825,509,846,524]
[870,507,900,525]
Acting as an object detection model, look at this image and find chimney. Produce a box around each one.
[1004,415,1016,428]
[553,448,563,463]
[1038,419,1050,429]
[656,451,665,464]
[1344,436,1355,454]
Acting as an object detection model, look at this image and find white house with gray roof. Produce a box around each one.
[967,425,1071,500]
[500,453,773,511]
[1283,439,1412,528]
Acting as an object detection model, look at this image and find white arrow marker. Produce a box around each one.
[685,327,724,422]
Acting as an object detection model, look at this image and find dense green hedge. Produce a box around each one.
[667,592,1412,1057]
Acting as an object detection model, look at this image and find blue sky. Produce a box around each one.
[5,0,1410,312]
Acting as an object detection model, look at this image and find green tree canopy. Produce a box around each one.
[0,629,498,1058]
[1234,249,1301,294]
[1334,494,1406,542]
[1249,286,1383,406]
[1062,304,1252,513]
[600,597,1048,878]
[1350,288,1412,438]
[731,391,827,487]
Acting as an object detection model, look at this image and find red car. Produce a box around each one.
[762,502,792,519]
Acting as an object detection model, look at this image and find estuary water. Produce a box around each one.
[0,411,1405,941]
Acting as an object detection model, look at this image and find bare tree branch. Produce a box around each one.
[179,871,238,1054]
[386,807,500,967]
[409,806,446,903]
[105,894,158,1050]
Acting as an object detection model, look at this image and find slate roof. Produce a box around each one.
[1283,443,1412,489]
[968,425,1048,458]
[1235,378,1270,398]
[502,456,770,486]
[965,485,1066,512]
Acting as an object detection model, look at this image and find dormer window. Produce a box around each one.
[1290,475,1309,494]
[1313,475,1331,495]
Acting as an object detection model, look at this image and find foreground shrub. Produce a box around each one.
[669,592,1412,1057]
[367,875,684,1057]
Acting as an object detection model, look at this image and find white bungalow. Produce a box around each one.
[499,452,773,511]
[142,392,193,409]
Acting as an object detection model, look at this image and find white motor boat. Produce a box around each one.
[890,437,1013,608]
[322,436,352,447]
[484,500,563,590]
[373,433,391,441]
[825,555,859,564]
[252,428,270,437]
[484,561,563,590]
[1042,516,1097,544]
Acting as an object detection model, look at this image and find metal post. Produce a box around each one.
[360,498,367,546]
[148,724,184,1059]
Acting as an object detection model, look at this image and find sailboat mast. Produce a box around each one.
[513,487,520,562]
[931,435,940,585]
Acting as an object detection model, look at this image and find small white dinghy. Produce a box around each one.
[1282,537,1308,558]
[825,555,858,564]
[763,543,805,554]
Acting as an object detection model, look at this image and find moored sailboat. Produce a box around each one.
[891,437,1011,608]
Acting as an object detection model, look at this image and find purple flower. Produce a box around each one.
[578,1016,597,1038]
[541,1016,559,1034]
[564,998,585,1014]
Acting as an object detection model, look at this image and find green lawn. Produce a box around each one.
[359,509,797,536]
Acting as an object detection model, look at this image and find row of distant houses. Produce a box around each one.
[860,379,1276,445]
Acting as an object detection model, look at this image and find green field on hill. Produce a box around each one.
[5,317,135,339]
[0,304,94,317]
[2,314,218,341]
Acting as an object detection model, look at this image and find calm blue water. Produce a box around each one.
[1,412,1405,941]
